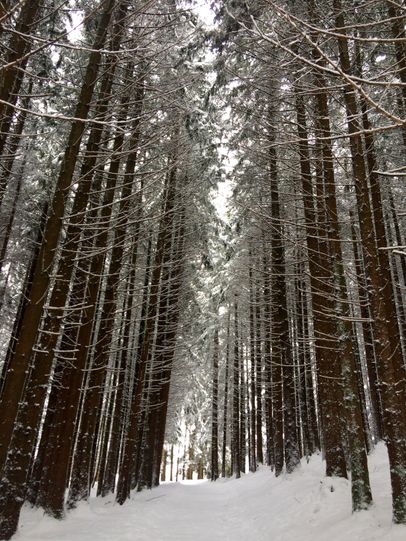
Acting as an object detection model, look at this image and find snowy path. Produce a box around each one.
[15,444,406,541]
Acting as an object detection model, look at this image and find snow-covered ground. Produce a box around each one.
[15,443,406,541]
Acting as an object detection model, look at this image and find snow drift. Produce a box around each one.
[14,443,406,541]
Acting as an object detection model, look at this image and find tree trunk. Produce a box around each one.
[0,3,116,536]
[116,137,179,504]
[232,298,241,478]
[294,77,347,479]
[334,0,406,520]
[221,312,230,477]
[211,328,220,481]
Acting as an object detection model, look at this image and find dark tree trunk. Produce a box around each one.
[116,137,179,504]
[334,0,406,520]
[255,280,264,464]
[0,79,31,211]
[211,328,220,481]
[68,77,145,508]
[232,299,241,478]
[0,1,40,160]
[267,102,299,475]
[263,249,274,468]
[310,42,372,509]
[249,263,256,471]
[221,312,230,477]
[0,5,116,537]
[350,218,383,442]
[294,76,347,479]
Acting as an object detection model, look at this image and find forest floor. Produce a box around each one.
[15,443,406,541]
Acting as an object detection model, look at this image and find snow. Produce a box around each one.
[15,443,406,541]
[212,178,233,222]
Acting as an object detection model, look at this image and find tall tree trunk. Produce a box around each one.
[239,331,246,475]
[0,1,40,160]
[267,103,299,475]
[116,137,179,504]
[311,44,372,509]
[255,276,264,464]
[211,328,220,480]
[334,0,406,520]
[294,78,347,479]
[232,298,241,478]
[350,218,383,442]
[0,80,31,210]
[68,77,145,508]
[0,3,116,536]
[263,249,274,468]
[221,312,230,477]
[248,262,256,471]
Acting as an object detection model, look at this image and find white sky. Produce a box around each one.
[212,178,233,222]
[192,0,216,27]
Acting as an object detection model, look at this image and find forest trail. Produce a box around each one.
[14,444,406,541]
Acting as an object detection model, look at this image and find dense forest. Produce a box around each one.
[0,0,406,539]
